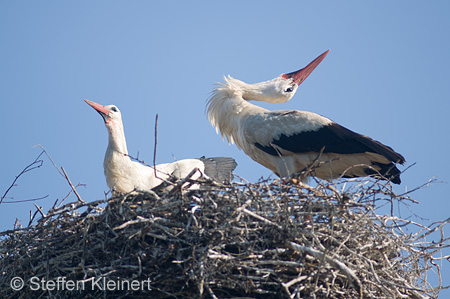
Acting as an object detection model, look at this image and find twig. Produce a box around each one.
[241,208,283,229]
[165,167,200,196]
[33,203,46,218]
[28,209,39,226]
[286,240,362,297]
[113,217,151,230]
[33,144,64,177]
[414,216,450,241]
[206,285,219,299]
[1,195,49,204]
[153,114,159,179]
[61,167,85,203]
[1,151,45,204]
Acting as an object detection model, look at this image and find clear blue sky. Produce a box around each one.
[1,1,449,294]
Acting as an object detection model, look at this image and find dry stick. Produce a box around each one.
[282,275,307,289]
[34,144,86,204]
[165,167,200,197]
[271,142,291,179]
[61,167,85,203]
[113,217,151,231]
[33,203,46,218]
[1,151,45,204]
[287,147,335,198]
[153,114,159,179]
[399,177,437,198]
[414,216,450,241]
[206,284,219,299]
[1,195,49,204]
[241,208,283,229]
[28,209,40,226]
[123,114,187,189]
[288,146,327,183]
[123,152,177,189]
[57,186,78,208]
[286,240,362,298]
[33,144,64,177]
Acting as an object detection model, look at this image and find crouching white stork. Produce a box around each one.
[85,100,237,194]
[207,50,405,184]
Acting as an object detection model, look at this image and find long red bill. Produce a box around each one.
[281,50,329,85]
[85,99,111,122]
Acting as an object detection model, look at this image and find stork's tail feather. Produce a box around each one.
[199,157,237,183]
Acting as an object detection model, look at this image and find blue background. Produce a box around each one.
[1,1,449,295]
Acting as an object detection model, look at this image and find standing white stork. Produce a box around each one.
[85,100,237,194]
[207,50,405,184]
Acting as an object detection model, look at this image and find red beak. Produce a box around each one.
[281,50,329,85]
[85,99,110,122]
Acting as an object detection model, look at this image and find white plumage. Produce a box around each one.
[85,100,236,194]
[207,50,405,184]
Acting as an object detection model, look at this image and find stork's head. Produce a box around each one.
[85,99,124,133]
[239,50,329,103]
[85,99,130,159]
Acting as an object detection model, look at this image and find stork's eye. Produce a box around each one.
[285,87,294,93]
[111,107,118,112]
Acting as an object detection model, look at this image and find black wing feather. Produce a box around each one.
[255,122,405,164]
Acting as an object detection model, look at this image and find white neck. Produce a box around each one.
[106,120,128,156]
[103,119,134,191]
[241,80,283,102]
[219,75,297,103]
[104,120,131,174]
[207,76,269,149]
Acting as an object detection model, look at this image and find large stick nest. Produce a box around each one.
[0,175,448,298]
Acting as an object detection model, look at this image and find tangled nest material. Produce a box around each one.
[0,173,448,298]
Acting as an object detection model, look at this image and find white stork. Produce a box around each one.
[207,50,405,184]
[85,100,237,194]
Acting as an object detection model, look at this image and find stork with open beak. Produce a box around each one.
[207,50,405,184]
[85,100,237,194]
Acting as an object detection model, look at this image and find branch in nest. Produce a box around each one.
[1,150,45,204]
[286,240,362,297]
